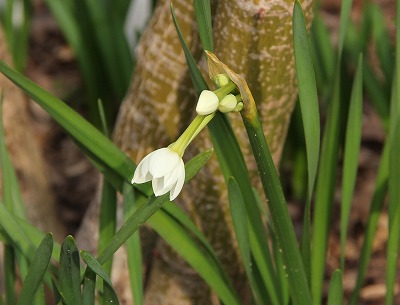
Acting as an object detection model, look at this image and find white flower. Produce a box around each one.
[196,90,219,115]
[131,148,185,200]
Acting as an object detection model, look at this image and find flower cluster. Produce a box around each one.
[132,52,247,200]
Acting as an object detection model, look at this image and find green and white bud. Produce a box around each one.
[196,90,219,115]
[218,94,237,113]
[213,74,230,88]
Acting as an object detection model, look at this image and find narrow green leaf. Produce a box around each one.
[311,66,342,305]
[385,0,400,301]
[293,2,321,281]
[17,234,53,305]
[170,3,208,95]
[228,178,266,305]
[0,61,135,187]
[370,3,394,84]
[349,143,389,305]
[338,0,354,54]
[0,203,33,255]
[327,270,343,305]
[193,0,213,51]
[340,55,363,269]
[310,15,335,95]
[0,96,25,218]
[59,236,81,305]
[123,183,143,305]
[80,251,119,305]
[83,0,133,100]
[1,0,31,71]
[293,1,320,200]
[81,269,96,305]
[98,99,110,138]
[241,110,312,305]
[4,246,16,305]
[269,223,290,305]
[0,203,61,261]
[98,181,117,275]
[311,0,355,294]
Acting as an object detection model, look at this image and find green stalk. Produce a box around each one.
[240,102,312,305]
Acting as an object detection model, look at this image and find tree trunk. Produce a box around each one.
[82,0,313,304]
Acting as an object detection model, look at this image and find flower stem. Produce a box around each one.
[241,106,312,305]
[170,113,215,156]
[214,81,237,100]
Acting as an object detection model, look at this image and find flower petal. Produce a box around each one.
[169,160,185,200]
[131,154,152,184]
[152,177,169,197]
[148,148,180,178]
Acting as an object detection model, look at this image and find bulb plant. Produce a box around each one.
[0,0,399,305]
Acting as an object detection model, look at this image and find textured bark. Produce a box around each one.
[0,26,65,239]
[82,0,313,304]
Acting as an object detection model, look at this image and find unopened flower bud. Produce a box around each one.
[234,102,244,112]
[218,94,237,113]
[213,74,230,88]
[196,90,219,115]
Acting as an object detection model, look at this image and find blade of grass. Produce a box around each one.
[1,0,31,71]
[340,55,363,270]
[310,15,335,96]
[228,178,266,305]
[170,4,208,93]
[84,0,133,99]
[311,0,354,299]
[293,1,320,279]
[17,234,53,305]
[370,3,394,85]
[193,0,213,52]
[81,269,97,305]
[0,95,25,218]
[98,181,117,275]
[293,1,320,200]
[59,236,82,305]
[327,270,343,305]
[81,251,119,305]
[269,222,290,305]
[0,61,136,188]
[123,183,143,305]
[385,1,400,298]
[0,204,61,260]
[4,246,16,305]
[241,103,312,305]
[348,142,389,305]
[386,130,400,305]
[311,62,342,305]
